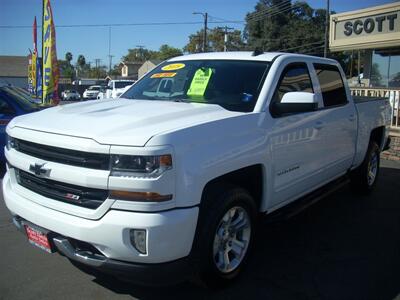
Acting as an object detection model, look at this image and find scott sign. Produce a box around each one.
[343,14,397,36]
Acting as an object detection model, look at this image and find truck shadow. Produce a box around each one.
[83,164,400,300]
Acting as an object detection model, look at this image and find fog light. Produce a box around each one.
[130,229,147,254]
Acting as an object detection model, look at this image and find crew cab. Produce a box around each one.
[3,52,391,286]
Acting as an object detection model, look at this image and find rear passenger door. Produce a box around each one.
[312,63,357,180]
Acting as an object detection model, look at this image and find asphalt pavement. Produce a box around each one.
[0,160,399,300]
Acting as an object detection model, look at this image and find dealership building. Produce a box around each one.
[330,2,400,88]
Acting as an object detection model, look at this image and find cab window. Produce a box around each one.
[273,63,313,103]
[313,64,347,107]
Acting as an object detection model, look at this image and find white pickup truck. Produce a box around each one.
[97,80,135,99]
[3,52,391,286]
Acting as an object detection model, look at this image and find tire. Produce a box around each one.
[350,141,380,194]
[193,183,257,287]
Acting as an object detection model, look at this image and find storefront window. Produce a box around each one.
[370,49,400,88]
[370,51,389,87]
[389,55,400,88]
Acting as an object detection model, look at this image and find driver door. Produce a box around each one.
[267,62,328,207]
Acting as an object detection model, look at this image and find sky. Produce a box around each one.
[0,0,397,67]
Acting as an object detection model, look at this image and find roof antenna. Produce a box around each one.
[252,47,263,56]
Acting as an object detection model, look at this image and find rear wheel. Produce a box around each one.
[193,184,257,287]
[350,141,380,194]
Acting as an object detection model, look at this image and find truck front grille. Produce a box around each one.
[15,168,109,209]
[14,138,109,170]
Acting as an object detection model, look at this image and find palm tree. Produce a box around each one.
[65,52,73,65]
[76,55,86,77]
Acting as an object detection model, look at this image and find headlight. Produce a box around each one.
[6,134,16,150]
[110,154,172,178]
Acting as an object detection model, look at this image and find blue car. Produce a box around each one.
[0,86,41,163]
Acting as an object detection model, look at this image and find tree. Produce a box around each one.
[184,27,245,53]
[77,55,86,68]
[58,60,74,79]
[65,52,73,65]
[123,48,157,62]
[156,44,183,60]
[245,0,292,51]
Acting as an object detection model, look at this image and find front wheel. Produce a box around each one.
[194,184,257,287]
[350,141,380,194]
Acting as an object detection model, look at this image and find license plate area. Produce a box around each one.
[23,222,55,253]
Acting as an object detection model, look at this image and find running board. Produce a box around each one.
[263,176,350,223]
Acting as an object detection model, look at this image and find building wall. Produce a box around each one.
[138,61,156,79]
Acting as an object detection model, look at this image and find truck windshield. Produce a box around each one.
[122,60,270,112]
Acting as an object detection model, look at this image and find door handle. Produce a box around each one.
[314,121,325,130]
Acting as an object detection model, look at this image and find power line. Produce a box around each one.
[0,20,244,29]
[277,41,324,52]
[247,3,302,23]
[246,1,294,21]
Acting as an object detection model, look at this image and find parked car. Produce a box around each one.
[3,52,391,287]
[0,86,41,162]
[61,90,81,101]
[82,85,102,100]
[97,80,135,99]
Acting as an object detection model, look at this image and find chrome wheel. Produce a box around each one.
[367,152,378,186]
[212,206,251,274]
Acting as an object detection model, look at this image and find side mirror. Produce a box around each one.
[272,92,318,116]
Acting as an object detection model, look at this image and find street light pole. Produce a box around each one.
[193,12,208,52]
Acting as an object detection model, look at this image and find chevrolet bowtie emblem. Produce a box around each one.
[29,163,50,176]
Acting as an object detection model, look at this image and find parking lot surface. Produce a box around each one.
[0,160,399,300]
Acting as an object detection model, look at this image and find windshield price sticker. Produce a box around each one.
[187,68,213,99]
[161,63,186,71]
[151,72,177,78]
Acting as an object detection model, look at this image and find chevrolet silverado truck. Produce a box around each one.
[3,52,391,286]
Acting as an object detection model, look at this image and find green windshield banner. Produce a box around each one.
[187,68,213,100]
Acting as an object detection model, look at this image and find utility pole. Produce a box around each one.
[193,12,208,52]
[224,26,234,52]
[108,26,114,74]
[323,0,330,57]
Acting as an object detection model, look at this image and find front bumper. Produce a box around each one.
[3,172,199,264]
[12,216,193,286]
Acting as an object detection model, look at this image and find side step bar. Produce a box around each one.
[264,176,350,223]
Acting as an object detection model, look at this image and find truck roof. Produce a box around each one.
[168,51,337,64]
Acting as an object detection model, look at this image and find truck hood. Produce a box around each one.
[10,98,241,146]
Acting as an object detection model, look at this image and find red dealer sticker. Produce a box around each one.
[25,225,53,253]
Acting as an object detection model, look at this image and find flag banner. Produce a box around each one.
[42,0,59,105]
[28,54,33,94]
[31,17,38,98]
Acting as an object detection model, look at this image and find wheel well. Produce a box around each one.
[370,126,385,149]
[202,165,263,210]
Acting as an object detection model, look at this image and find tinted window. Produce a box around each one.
[123,60,270,112]
[314,64,347,107]
[274,64,313,103]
